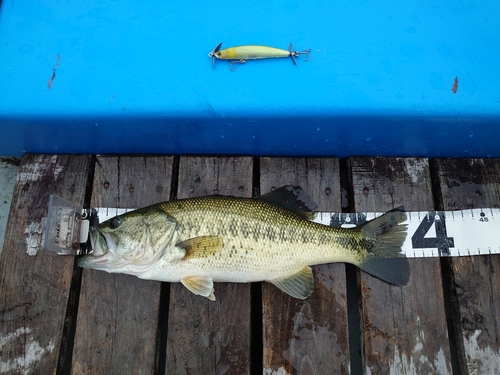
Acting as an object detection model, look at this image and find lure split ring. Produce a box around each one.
[208,42,311,70]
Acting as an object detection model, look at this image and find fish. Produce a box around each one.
[78,186,409,300]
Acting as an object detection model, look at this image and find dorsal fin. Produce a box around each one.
[258,185,318,220]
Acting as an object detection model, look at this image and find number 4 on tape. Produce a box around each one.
[411,213,454,256]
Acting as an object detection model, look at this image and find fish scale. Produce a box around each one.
[161,198,347,269]
[78,186,409,300]
[157,199,315,279]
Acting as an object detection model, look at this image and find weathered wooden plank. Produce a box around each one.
[72,156,173,374]
[431,158,500,375]
[260,157,350,375]
[166,156,253,375]
[0,154,93,375]
[0,157,20,255]
[348,157,452,375]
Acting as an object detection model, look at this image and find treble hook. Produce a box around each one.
[292,49,311,62]
[229,60,247,71]
[287,43,311,66]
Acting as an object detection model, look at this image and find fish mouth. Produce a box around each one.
[77,230,116,269]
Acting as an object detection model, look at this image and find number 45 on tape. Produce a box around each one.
[317,208,500,258]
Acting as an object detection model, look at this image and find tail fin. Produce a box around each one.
[356,207,410,286]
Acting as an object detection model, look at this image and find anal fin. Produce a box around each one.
[268,266,314,299]
[181,276,216,301]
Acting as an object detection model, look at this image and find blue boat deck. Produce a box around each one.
[1,1,500,158]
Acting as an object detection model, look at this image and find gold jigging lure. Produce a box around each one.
[208,42,311,70]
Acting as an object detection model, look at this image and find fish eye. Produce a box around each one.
[109,217,122,229]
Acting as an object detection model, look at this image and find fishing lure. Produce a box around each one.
[208,42,311,70]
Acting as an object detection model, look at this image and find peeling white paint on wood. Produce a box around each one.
[386,346,450,375]
[0,327,30,348]
[404,159,428,184]
[365,320,451,375]
[283,311,348,375]
[0,158,19,255]
[365,346,450,375]
[0,327,55,375]
[464,329,500,375]
[17,155,63,184]
[263,367,291,375]
[263,297,349,375]
[24,218,46,256]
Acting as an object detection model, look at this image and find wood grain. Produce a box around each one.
[349,157,452,375]
[0,154,93,375]
[72,156,173,374]
[431,158,500,374]
[260,157,350,375]
[166,156,253,375]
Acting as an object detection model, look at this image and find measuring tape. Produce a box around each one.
[315,209,500,258]
[94,207,500,258]
[43,195,500,258]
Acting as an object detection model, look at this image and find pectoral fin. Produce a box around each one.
[176,235,223,260]
[181,276,216,301]
[268,266,314,299]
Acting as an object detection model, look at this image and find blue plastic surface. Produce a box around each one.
[1,1,499,157]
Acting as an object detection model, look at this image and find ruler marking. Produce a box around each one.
[91,207,500,258]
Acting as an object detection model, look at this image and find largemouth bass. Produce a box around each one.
[78,186,409,300]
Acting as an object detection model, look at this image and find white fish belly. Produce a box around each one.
[140,237,347,284]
